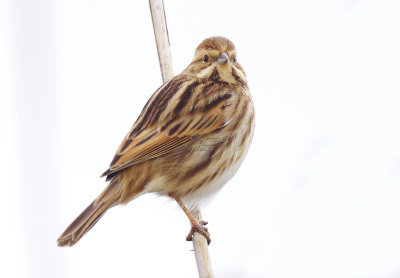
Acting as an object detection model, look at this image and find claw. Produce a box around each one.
[186,222,211,245]
[169,195,212,245]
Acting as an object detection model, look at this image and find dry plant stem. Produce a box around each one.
[148,0,214,277]
[149,0,173,83]
[192,210,214,278]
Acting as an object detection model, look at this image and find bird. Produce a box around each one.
[57,36,254,247]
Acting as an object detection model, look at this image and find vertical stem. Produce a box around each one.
[192,210,214,278]
[148,1,214,277]
[149,0,173,83]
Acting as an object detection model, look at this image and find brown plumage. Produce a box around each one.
[58,36,254,247]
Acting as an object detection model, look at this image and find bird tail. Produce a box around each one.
[57,180,122,247]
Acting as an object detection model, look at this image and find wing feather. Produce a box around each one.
[101,75,236,178]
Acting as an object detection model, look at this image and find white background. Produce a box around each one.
[1,0,400,277]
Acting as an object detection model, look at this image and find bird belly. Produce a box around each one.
[182,123,254,209]
[181,151,247,209]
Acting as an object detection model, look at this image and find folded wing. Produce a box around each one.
[102,76,235,179]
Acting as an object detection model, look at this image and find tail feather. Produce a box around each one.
[57,181,121,247]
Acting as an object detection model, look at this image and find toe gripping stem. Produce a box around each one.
[170,195,211,245]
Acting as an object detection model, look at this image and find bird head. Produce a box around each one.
[184,36,247,85]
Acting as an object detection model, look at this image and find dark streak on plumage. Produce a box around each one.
[209,68,220,82]
[120,138,133,152]
[147,78,182,126]
[189,177,209,194]
[177,119,192,135]
[191,118,204,130]
[238,117,253,149]
[74,201,108,242]
[203,93,232,111]
[104,171,118,181]
[203,115,218,129]
[161,118,175,131]
[174,80,200,114]
[135,131,157,147]
[62,200,96,235]
[234,146,246,164]
[128,123,145,139]
[127,81,174,138]
[125,178,147,199]
[201,81,217,96]
[209,171,219,182]
[229,99,247,131]
[196,115,212,130]
[102,154,123,180]
[231,67,246,87]
[169,122,183,136]
[226,135,234,147]
[131,76,186,137]
[229,155,235,166]
[110,154,122,166]
[190,82,221,112]
[182,142,222,180]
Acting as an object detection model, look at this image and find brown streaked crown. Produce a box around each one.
[195,36,235,53]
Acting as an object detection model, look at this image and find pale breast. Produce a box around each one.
[181,99,255,208]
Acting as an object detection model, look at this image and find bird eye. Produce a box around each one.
[203,55,209,62]
[233,56,237,63]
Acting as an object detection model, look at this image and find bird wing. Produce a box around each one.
[101,76,235,179]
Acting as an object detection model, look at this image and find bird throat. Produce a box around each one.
[207,66,235,84]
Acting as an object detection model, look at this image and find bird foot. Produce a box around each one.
[186,221,211,245]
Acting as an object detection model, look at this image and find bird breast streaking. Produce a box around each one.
[58,36,254,247]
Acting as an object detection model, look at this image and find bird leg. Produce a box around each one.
[170,195,211,245]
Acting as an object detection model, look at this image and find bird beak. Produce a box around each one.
[217,52,230,64]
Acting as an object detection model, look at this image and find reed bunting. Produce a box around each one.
[58,36,254,246]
